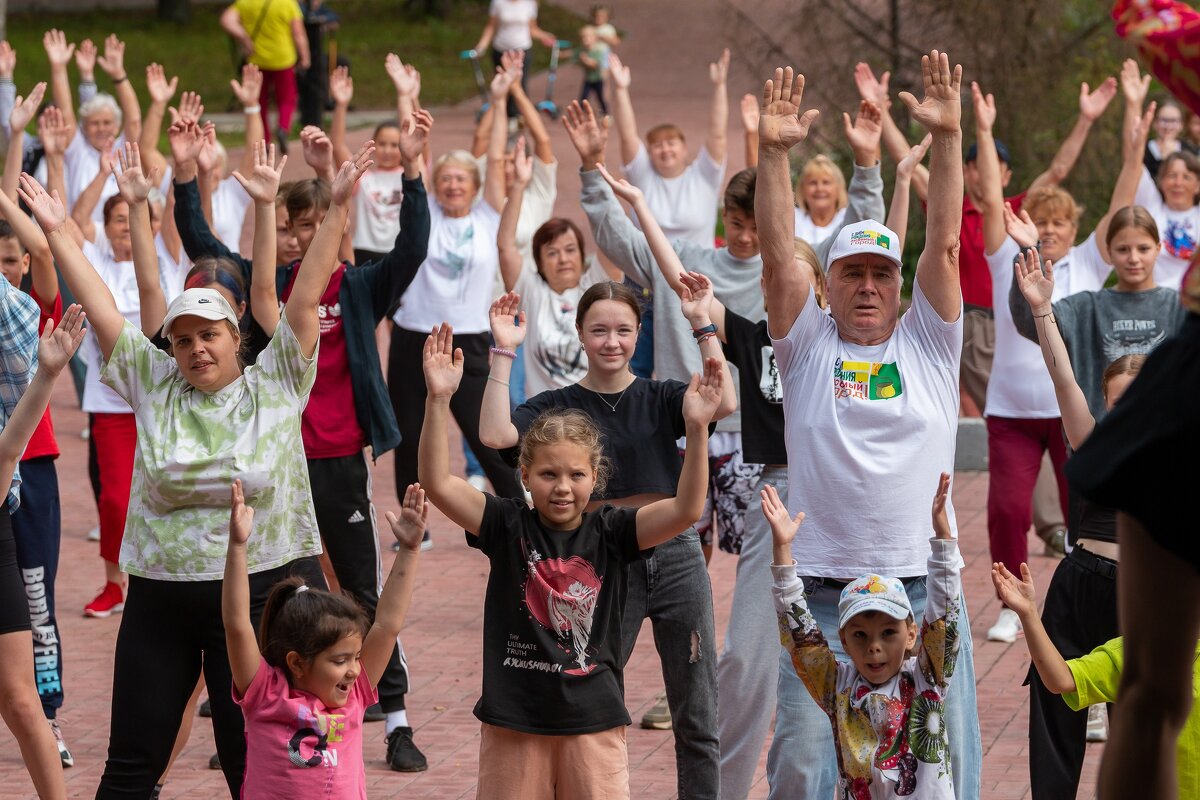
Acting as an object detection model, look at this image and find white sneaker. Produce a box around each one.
[49,719,73,768]
[466,475,487,492]
[86,526,100,542]
[986,608,1022,643]
[1086,704,1108,742]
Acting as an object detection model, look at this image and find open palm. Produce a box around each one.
[489,293,526,350]
[423,323,464,399]
[1015,250,1055,311]
[899,50,962,135]
[17,174,67,234]
[758,67,819,152]
[682,358,723,427]
[116,143,159,203]
[37,304,86,375]
[233,140,287,203]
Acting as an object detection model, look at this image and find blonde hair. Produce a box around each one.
[1024,186,1082,226]
[432,150,482,190]
[794,238,827,309]
[519,410,611,496]
[794,155,848,213]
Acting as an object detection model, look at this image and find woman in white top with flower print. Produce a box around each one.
[18,141,377,799]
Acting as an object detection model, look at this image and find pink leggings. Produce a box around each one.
[258,66,297,134]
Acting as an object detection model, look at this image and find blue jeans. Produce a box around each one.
[621,530,719,799]
[767,575,982,800]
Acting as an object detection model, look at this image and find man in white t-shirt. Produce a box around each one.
[756,54,982,800]
[608,50,729,246]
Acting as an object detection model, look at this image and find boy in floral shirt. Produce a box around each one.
[766,473,961,799]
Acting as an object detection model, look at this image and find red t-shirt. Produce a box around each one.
[281,263,365,459]
[959,192,1025,309]
[23,287,62,461]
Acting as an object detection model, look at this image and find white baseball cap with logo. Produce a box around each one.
[825,219,904,272]
[162,288,240,337]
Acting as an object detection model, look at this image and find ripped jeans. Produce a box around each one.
[621,529,720,799]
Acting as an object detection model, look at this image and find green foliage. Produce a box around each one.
[4,1,583,112]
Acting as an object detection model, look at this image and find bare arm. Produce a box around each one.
[511,80,554,163]
[233,140,285,335]
[19,173,126,358]
[418,324,488,533]
[42,30,78,140]
[70,144,114,242]
[363,486,425,686]
[224,481,262,696]
[1095,102,1156,263]
[97,35,141,145]
[854,63,929,201]
[473,17,498,54]
[0,191,56,309]
[221,5,255,57]
[497,141,529,292]
[483,56,519,212]
[479,294,523,449]
[757,68,819,339]
[1026,78,1117,192]
[2,81,45,201]
[887,134,931,251]
[634,362,722,548]
[992,562,1077,694]
[706,49,730,165]
[115,145,167,337]
[291,17,310,71]
[139,64,177,179]
[328,66,353,166]
[607,54,640,167]
[740,93,759,169]
[232,65,265,178]
[971,82,1007,257]
[899,50,963,323]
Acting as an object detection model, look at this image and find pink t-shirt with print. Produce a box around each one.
[235,658,378,799]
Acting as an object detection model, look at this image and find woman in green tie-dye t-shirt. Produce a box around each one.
[20,140,378,798]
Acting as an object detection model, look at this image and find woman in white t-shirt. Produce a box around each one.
[498,144,605,396]
[473,0,557,114]
[793,154,848,245]
[608,50,729,246]
[389,62,526,506]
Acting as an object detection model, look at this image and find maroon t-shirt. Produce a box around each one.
[281,263,365,459]
[959,192,1026,309]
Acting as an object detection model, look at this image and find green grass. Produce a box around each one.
[5,0,584,113]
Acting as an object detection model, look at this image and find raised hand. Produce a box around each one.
[990,562,1037,618]
[1079,77,1117,122]
[562,100,608,167]
[196,122,220,175]
[500,48,525,75]
[385,484,429,552]
[232,139,287,203]
[98,137,118,177]
[399,109,433,165]
[1004,203,1040,249]
[422,322,464,399]
[37,304,86,376]
[489,292,526,350]
[74,38,97,78]
[970,81,996,133]
[678,271,714,328]
[42,30,75,68]
[97,34,126,79]
[1124,101,1157,164]
[167,118,205,166]
[38,106,71,158]
[330,140,375,205]
[758,67,820,153]
[709,48,730,86]
[853,62,890,108]
[173,91,205,126]
[489,51,522,101]
[229,479,255,546]
[1014,247,1055,314]
[897,133,932,180]
[843,99,882,160]
[931,471,952,540]
[740,93,759,133]
[898,50,962,135]
[607,52,630,90]
[300,125,335,175]
[1119,58,1150,108]
[0,42,15,79]
[17,173,67,233]
[682,357,723,427]
[9,82,47,134]
[511,135,532,187]
[329,65,353,106]
[596,162,642,205]
[385,53,417,96]
[230,63,263,108]
[761,483,804,548]
[115,142,160,204]
[145,63,178,105]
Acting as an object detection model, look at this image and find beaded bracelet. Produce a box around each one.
[489,346,517,359]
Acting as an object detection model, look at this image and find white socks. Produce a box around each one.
[385,709,409,735]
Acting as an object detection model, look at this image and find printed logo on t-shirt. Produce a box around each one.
[1102,318,1169,364]
[518,548,602,676]
[759,345,783,404]
[316,301,343,334]
[286,706,347,768]
[1164,217,1197,261]
[833,358,904,401]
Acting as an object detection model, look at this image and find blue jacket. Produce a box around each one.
[173,175,430,458]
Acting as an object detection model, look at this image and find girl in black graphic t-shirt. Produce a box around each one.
[417,322,723,799]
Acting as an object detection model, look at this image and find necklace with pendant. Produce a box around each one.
[586,382,632,412]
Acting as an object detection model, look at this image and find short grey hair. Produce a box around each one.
[78,93,122,129]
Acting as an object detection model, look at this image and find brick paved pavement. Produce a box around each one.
[0,1,1107,795]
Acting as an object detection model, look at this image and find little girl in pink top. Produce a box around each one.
[222,479,427,798]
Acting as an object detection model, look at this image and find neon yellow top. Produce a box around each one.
[234,0,302,71]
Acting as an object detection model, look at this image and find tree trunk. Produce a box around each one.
[158,0,191,24]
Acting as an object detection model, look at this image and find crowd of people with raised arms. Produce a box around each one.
[0,4,1197,798]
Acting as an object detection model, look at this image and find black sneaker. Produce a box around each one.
[275,126,289,155]
[209,751,221,770]
[386,726,428,772]
[198,698,212,717]
[363,702,385,722]
[150,785,163,800]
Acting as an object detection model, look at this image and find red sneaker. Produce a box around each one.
[84,582,125,618]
